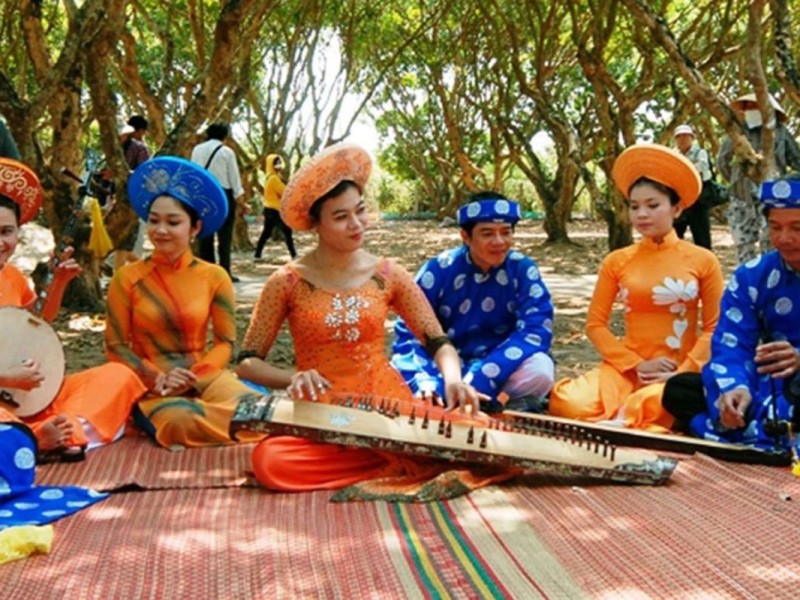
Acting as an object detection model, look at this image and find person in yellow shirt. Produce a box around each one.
[254,154,296,260]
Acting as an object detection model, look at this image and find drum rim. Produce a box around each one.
[0,306,66,417]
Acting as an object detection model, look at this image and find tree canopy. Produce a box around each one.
[1,0,798,305]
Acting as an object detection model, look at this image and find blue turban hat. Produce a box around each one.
[127,157,228,239]
[759,177,800,210]
[456,198,522,228]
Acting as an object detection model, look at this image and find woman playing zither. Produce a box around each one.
[549,144,725,432]
[105,157,263,448]
[237,144,510,498]
[0,158,145,459]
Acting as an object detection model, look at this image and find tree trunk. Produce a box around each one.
[232,211,252,252]
[544,194,572,244]
[74,0,129,310]
[43,57,105,311]
[602,197,634,250]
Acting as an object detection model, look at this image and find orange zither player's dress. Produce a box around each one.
[244,259,510,495]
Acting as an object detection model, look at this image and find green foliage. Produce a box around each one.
[374,172,417,214]
[0,0,797,249]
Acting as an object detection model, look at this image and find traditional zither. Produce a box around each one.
[502,411,791,466]
[231,392,678,485]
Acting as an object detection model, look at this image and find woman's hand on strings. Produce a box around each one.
[443,380,487,415]
[287,369,331,401]
[416,381,444,407]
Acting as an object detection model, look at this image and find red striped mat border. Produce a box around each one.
[5,488,562,599]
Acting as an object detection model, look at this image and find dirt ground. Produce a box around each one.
[42,217,740,380]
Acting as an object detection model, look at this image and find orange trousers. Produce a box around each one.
[549,363,675,432]
[253,436,393,491]
[25,362,146,448]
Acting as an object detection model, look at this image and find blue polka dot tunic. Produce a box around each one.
[0,423,108,531]
[692,251,800,451]
[391,245,554,398]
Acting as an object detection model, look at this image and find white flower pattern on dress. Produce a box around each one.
[652,277,698,350]
[325,294,369,342]
[617,285,631,313]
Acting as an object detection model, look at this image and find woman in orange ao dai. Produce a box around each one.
[105,157,262,448]
[0,157,145,458]
[549,143,725,432]
[236,143,499,494]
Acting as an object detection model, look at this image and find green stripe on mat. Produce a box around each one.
[389,503,450,599]
[460,488,583,597]
[378,487,585,599]
[429,502,509,598]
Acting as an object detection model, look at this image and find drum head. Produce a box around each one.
[0,307,66,417]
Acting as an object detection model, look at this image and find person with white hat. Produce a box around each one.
[122,115,150,170]
[717,93,800,263]
[113,115,151,272]
[672,124,714,249]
